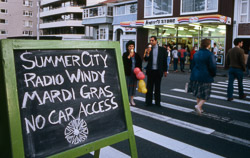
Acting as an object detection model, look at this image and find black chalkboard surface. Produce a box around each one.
[14,49,126,158]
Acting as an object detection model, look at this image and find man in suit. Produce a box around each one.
[144,36,167,106]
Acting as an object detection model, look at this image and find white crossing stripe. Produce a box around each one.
[212,86,250,95]
[160,92,250,114]
[217,82,250,88]
[132,107,250,148]
[212,83,250,91]
[171,89,250,105]
[211,90,250,99]
[134,96,250,129]
[133,125,225,158]
[130,106,215,135]
[134,96,193,113]
[90,146,130,158]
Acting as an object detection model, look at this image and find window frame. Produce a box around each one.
[0,29,8,35]
[99,28,106,40]
[180,0,219,15]
[144,0,173,18]
[0,9,8,14]
[239,0,249,23]
[0,18,8,24]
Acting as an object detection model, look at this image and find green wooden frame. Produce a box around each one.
[0,39,138,158]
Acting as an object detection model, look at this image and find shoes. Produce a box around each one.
[227,98,234,101]
[167,71,169,74]
[195,105,202,115]
[130,100,136,106]
[239,94,247,100]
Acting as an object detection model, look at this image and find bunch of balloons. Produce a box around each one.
[134,67,147,94]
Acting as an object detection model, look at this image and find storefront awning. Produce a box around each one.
[120,14,231,27]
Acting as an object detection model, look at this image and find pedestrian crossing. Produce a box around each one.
[86,78,250,158]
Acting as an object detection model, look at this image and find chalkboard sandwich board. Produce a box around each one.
[0,39,137,158]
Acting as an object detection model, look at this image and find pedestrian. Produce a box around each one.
[163,44,172,74]
[246,46,250,77]
[122,40,142,106]
[178,46,187,72]
[189,39,216,115]
[172,47,179,72]
[144,36,167,107]
[226,38,247,101]
[189,46,196,72]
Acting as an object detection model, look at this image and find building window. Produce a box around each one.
[99,28,106,40]
[89,8,98,17]
[23,10,33,17]
[116,5,125,15]
[23,0,33,7]
[83,9,88,18]
[239,0,250,23]
[23,20,33,27]
[107,7,113,16]
[0,19,8,24]
[1,0,8,2]
[23,30,33,36]
[0,9,8,14]
[181,0,218,14]
[144,0,173,17]
[0,30,7,35]
[126,4,137,14]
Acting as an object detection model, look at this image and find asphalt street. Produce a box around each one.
[81,66,250,158]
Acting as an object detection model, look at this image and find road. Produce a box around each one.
[82,71,250,158]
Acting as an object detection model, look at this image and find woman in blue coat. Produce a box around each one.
[189,39,216,115]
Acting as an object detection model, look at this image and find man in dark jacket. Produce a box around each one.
[226,38,246,101]
[144,36,167,106]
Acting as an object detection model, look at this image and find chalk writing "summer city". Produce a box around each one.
[20,51,108,69]
[19,50,121,134]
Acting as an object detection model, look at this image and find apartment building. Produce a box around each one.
[0,0,38,39]
[39,0,86,40]
[82,0,137,52]
[233,0,250,53]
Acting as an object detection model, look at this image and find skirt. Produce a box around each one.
[189,81,212,100]
[126,75,137,97]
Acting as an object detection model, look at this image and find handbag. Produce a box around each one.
[185,82,189,93]
[185,81,193,93]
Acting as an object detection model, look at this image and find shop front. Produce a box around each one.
[121,14,232,67]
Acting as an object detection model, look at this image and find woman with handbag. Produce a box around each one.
[189,39,216,115]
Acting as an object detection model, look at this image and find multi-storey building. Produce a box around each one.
[39,0,86,40]
[122,0,234,67]
[0,0,38,39]
[233,0,250,53]
[82,0,137,52]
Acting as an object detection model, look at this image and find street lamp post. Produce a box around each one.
[37,0,41,40]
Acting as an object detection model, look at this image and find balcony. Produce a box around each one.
[40,20,83,29]
[82,17,113,25]
[40,6,82,17]
[41,0,61,6]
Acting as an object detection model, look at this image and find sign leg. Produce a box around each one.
[94,149,100,158]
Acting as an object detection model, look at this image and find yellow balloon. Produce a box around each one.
[138,88,142,93]
[142,87,147,94]
[139,80,146,89]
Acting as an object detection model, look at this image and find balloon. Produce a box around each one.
[134,67,141,75]
[136,72,145,80]
[139,80,145,88]
[142,87,147,94]
[138,88,142,93]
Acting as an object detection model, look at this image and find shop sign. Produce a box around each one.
[145,18,178,26]
[125,27,136,32]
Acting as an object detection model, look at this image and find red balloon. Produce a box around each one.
[134,67,141,75]
[136,72,145,80]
